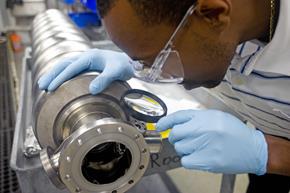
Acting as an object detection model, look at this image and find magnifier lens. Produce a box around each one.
[124,94,165,117]
[121,89,167,123]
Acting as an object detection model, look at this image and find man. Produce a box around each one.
[38,0,290,192]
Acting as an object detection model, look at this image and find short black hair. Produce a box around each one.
[97,0,196,26]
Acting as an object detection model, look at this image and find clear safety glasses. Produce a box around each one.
[132,4,197,84]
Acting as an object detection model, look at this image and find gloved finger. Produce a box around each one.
[89,73,113,95]
[174,138,195,156]
[38,60,72,90]
[174,135,206,156]
[181,153,212,172]
[47,57,90,91]
[89,62,126,94]
[156,110,196,132]
[168,121,203,144]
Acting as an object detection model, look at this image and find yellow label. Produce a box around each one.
[146,123,171,139]
[143,95,159,105]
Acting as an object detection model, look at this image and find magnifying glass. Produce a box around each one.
[120,89,167,123]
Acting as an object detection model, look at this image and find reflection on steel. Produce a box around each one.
[31,10,162,193]
[23,126,41,158]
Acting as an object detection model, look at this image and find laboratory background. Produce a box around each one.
[0,0,289,193]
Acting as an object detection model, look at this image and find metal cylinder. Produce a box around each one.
[31,10,161,193]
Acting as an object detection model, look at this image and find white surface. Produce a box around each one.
[128,79,204,115]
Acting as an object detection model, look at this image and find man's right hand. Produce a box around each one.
[38,49,135,95]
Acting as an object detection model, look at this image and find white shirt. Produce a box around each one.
[211,0,290,139]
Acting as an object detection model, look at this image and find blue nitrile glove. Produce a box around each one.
[156,109,268,175]
[38,49,135,95]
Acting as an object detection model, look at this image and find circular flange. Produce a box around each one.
[52,93,128,146]
[40,147,65,189]
[33,72,131,149]
[58,118,150,193]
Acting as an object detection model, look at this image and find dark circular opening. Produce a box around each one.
[81,142,132,185]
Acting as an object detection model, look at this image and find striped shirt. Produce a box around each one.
[210,0,290,139]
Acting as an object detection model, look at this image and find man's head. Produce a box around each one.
[96,0,264,89]
[98,0,196,26]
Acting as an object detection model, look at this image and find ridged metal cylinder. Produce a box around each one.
[31,10,91,84]
[31,9,92,126]
[31,10,160,193]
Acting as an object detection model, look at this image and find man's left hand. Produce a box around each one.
[156,109,268,175]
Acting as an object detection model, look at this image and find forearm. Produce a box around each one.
[265,134,290,176]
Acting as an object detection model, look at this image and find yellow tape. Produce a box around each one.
[146,123,171,139]
[143,95,159,105]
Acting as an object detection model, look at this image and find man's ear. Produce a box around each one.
[196,0,231,31]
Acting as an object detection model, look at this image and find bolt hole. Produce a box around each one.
[135,134,140,139]
[129,180,134,184]
[139,165,144,170]
[112,190,117,193]
[75,187,81,193]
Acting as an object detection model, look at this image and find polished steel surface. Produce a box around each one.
[33,21,75,38]
[31,51,83,96]
[32,9,69,27]
[41,118,151,193]
[31,9,162,193]
[34,72,130,149]
[33,27,85,49]
[33,41,91,75]
[33,33,89,57]
[40,148,65,189]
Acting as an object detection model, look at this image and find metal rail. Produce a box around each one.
[0,37,19,193]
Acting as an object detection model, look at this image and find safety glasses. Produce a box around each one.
[131,4,197,84]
